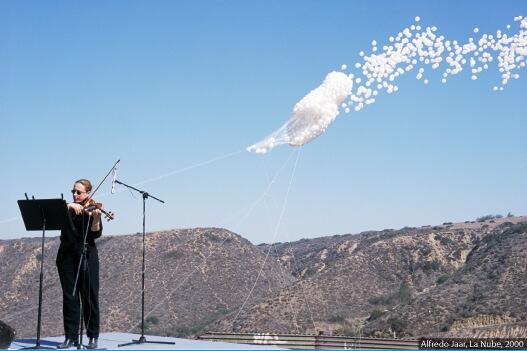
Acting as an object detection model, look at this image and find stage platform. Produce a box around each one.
[10,332,285,350]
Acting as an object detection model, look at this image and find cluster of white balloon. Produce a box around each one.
[248,16,527,154]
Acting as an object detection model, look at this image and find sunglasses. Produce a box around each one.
[71,189,87,195]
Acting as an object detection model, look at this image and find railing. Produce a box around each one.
[198,331,419,349]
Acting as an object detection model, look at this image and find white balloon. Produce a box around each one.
[247,72,353,153]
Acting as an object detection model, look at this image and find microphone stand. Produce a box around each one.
[115,180,174,347]
[72,217,92,349]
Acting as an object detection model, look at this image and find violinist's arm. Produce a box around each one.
[67,203,84,215]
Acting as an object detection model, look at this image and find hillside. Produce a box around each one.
[214,216,527,338]
[2,216,526,339]
[0,228,294,338]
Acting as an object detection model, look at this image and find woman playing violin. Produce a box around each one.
[56,179,102,349]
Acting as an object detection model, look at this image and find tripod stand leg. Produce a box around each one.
[118,337,175,347]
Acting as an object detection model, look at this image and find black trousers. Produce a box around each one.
[56,244,100,339]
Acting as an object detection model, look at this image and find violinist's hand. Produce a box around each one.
[90,209,102,231]
[91,209,102,221]
[68,203,84,215]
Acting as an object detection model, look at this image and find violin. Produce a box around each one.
[83,198,115,221]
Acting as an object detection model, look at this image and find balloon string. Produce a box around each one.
[230,148,302,328]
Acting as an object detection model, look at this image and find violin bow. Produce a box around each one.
[86,159,120,202]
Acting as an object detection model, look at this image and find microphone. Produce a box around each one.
[111,167,117,194]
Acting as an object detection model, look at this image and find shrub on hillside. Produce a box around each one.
[476,214,504,222]
[388,317,408,334]
[368,283,412,306]
[436,274,451,285]
[327,315,346,323]
[368,309,385,321]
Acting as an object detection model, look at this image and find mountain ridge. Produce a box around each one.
[1,216,526,338]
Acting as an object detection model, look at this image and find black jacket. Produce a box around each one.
[57,210,102,260]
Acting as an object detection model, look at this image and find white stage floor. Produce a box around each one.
[10,332,285,350]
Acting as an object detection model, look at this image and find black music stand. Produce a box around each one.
[17,198,73,349]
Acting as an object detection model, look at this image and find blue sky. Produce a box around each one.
[1,1,526,244]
